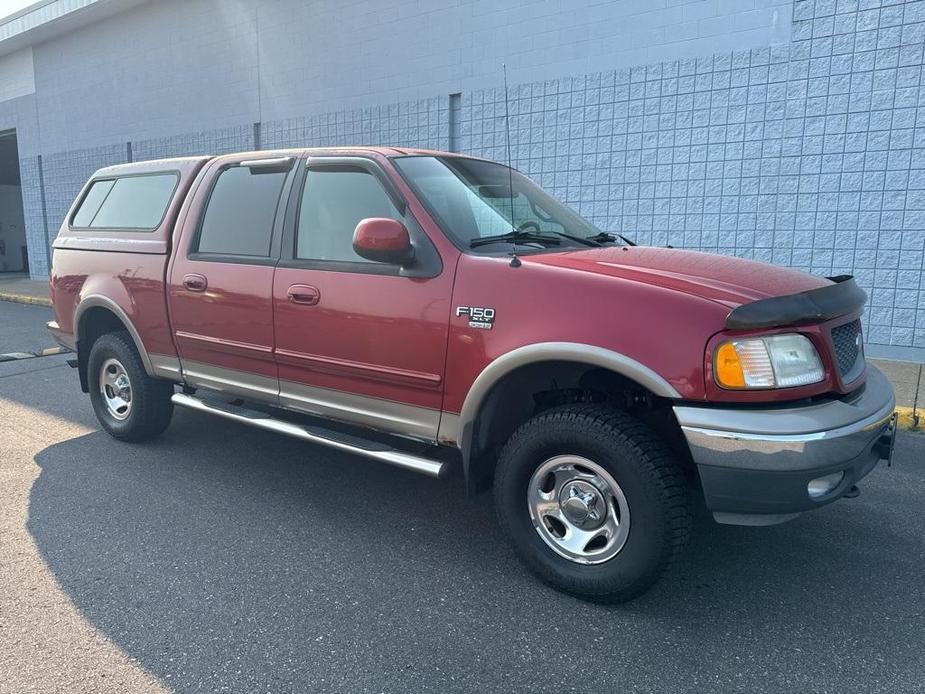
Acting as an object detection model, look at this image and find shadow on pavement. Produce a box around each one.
[27,410,925,692]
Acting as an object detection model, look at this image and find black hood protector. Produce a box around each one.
[725,275,867,330]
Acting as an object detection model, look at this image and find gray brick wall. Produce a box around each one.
[260,98,449,151]
[11,0,793,157]
[2,0,923,359]
[462,0,925,355]
[131,125,255,162]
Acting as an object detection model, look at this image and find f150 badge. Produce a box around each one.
[456,306,495,329]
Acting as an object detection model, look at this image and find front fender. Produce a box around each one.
[440,342,681,491]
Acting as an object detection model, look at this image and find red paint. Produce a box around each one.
[286,284,320,306]
[51,146,868,429]
[271,265,452,409]
[353,218,412,261]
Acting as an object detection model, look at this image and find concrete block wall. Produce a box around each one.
[131,125,255,162]
[462,0,925,354]
[4,0,924,359]
[260,98,449,151]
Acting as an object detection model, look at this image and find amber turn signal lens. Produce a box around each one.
[715,341,746,388]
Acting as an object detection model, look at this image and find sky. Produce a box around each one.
[0,0,38,21]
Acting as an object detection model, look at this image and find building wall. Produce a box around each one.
[0,0,922,359]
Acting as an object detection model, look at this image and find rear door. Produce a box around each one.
[167,154,296,403]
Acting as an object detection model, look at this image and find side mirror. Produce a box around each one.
[352,218,415,266]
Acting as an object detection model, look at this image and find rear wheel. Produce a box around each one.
[494,404,690,603]
[88,331,174,441]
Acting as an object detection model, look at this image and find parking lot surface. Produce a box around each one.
[0,304,923,693]
[0,301,53,355]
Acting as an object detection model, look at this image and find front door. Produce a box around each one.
[168,155,295,403]
[272,157,452,440]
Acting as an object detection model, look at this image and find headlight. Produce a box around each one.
[714,334,824,389]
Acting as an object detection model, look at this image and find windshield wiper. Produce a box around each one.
[586,232,637,246]
[470,230,562,248]
[550,231,601,247]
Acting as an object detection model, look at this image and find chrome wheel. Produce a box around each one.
[527,455,630,565]
[99,357,132,420]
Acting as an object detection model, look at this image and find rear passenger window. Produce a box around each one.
[296,167,402,262]
[195,166,287,258]
[71,174,178,230]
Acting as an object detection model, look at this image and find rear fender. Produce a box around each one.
[74,295,155,376]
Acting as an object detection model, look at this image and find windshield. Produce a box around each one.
[393,156,609,252]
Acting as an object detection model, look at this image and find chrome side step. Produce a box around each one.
[171,392,447,478]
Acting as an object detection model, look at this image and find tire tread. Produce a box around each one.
[88,331,173,442]
[494,403,691,602]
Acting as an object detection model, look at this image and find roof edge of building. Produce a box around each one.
[0,0,148,58]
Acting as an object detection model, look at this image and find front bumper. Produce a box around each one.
[674,366,895,526]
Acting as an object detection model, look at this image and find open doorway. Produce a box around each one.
[0,130,28,274]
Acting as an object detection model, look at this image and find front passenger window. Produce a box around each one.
[296,167,402,262]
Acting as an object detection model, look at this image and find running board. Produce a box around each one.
[171,392,447,478]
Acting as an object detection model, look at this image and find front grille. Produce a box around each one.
[831,319,864,381]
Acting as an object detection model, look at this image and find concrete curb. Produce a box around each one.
[894,406,922,432]
[0,347,68,363]
[0,291,52,307]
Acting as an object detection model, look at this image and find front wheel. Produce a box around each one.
[87,331,174,441]
[494,404,691,603]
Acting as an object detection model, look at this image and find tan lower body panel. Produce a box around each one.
[149,353,183,381]
[176,359,444,442]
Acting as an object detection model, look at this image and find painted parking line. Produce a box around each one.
[0,346,68,362]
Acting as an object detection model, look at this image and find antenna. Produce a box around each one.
[502,63,521,268]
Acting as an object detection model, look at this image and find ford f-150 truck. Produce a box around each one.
[48,147,896,602]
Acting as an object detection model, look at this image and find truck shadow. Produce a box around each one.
[28,411,925,691]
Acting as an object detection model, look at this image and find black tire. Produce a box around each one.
[494,404,690,603]
[87,331,174,442]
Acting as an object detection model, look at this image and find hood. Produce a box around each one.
[523,246,831,309]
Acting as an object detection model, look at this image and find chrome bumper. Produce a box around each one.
[674,366,895,525]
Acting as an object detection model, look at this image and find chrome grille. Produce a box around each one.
[831,319,863,381]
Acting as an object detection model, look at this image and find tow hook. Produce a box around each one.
[843,485,860,499]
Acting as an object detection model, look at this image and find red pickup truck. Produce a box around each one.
[48,148,896,602]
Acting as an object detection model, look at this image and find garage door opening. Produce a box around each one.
[0,130,28,273]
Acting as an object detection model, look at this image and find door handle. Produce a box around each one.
[183,273,208,292]
[287,284,320,306]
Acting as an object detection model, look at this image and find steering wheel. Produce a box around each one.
[516,221,541,233]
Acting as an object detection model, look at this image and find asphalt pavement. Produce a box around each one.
[0,303,924,693]
[0,300,54,354]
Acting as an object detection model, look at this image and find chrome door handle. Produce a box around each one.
[287,284,320,305]
[183,274,208,292]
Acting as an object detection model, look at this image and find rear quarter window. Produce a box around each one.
[71,173,179,230]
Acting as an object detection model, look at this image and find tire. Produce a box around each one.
[87,331,174,442]
[494,404,690,603]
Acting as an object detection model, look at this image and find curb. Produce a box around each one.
[0,291,52,307]
[894,406,921,432]
[0,346,68,362]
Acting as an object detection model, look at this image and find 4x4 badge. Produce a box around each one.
[456,306,495,330]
